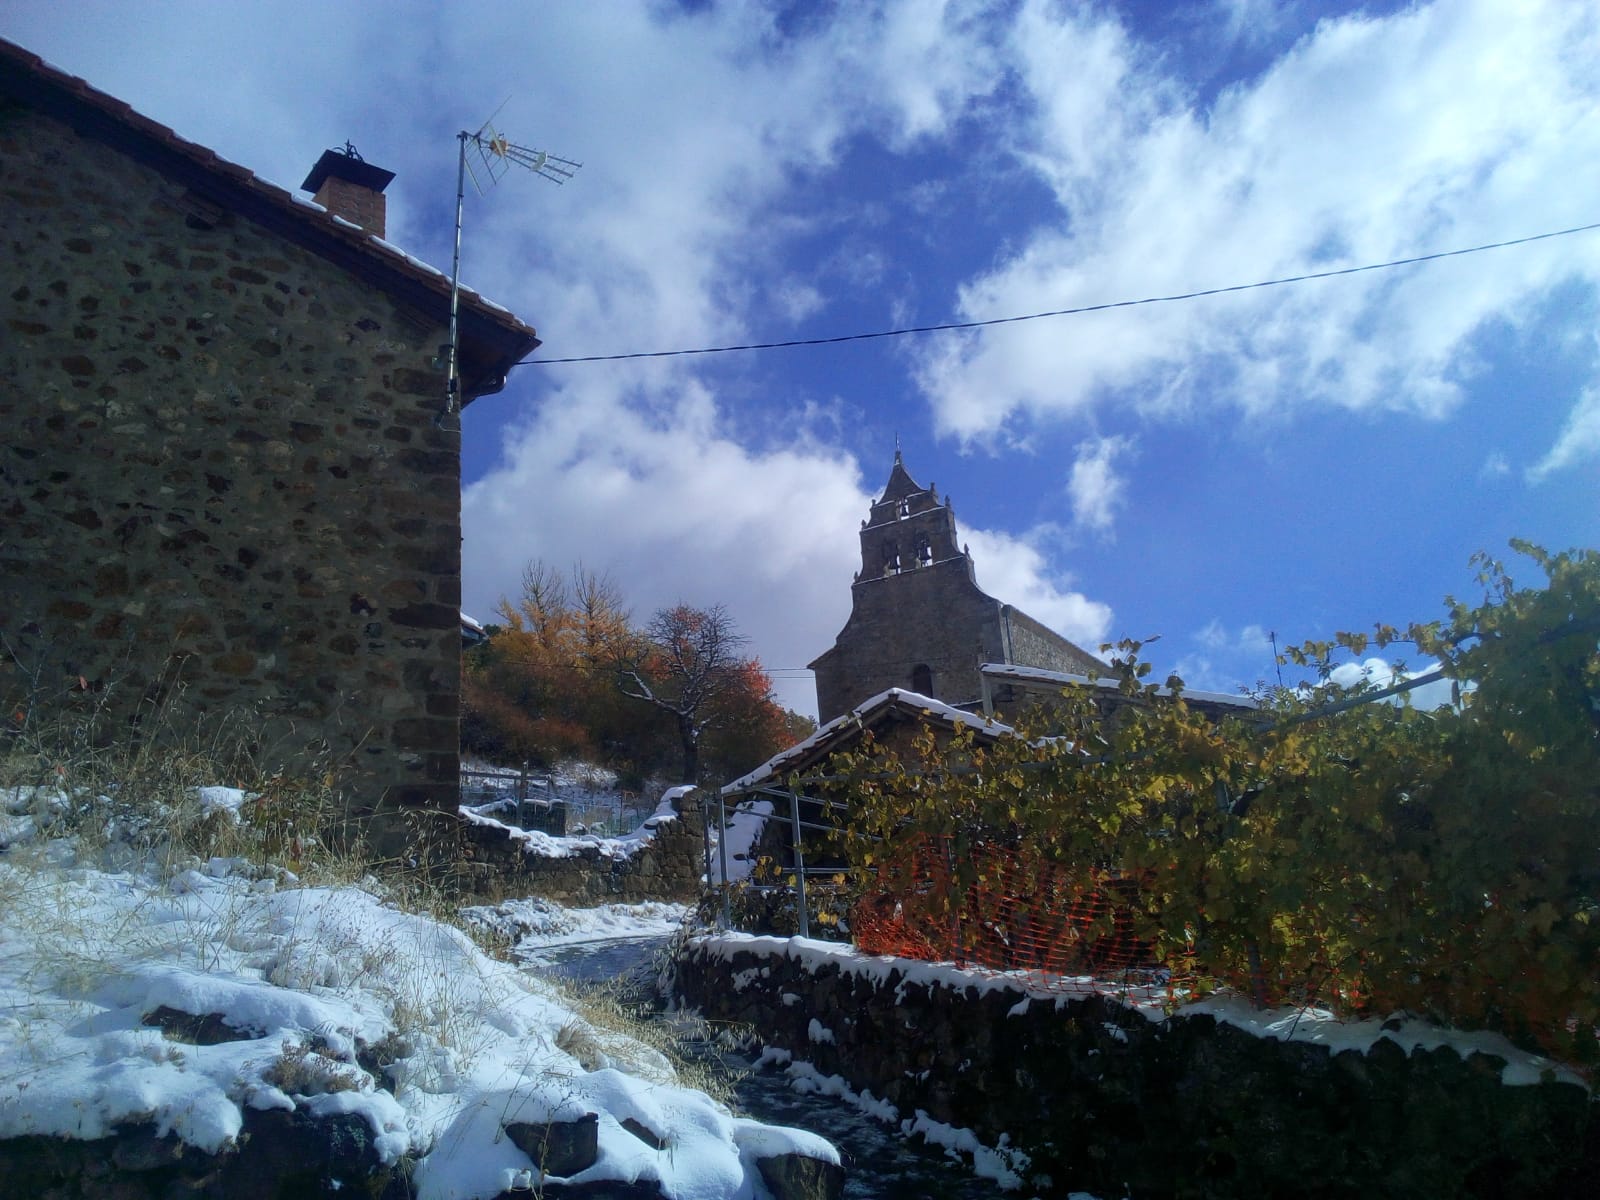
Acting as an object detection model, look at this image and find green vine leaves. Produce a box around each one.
[820,544,1599,1061]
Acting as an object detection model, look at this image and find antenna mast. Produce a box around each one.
[441,111,580,422]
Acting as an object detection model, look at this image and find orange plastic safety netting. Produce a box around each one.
[850,836,1181,995]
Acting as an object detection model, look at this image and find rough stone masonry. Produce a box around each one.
[0,42,538,846]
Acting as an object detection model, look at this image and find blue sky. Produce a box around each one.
[9,1,1596,717]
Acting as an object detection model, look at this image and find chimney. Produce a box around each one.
[300,144,395,238]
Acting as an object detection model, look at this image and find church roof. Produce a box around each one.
[877,451,926,503]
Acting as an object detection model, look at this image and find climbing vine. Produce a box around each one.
[822,543,1600,1061]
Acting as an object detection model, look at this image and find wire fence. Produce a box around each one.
[706,671,1471,996]
[459,765,566,836]
[850,835,1178,997]
[705,791,1175,997]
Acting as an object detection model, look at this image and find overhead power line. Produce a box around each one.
[516,221,1600,367]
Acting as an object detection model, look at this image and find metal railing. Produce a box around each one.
[705,785,862,939]
[459,764,566,836]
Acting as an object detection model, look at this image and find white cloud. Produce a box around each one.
[1176,620,1275,693]
[919,0,1600,441]
[1194,620,1271,655]
[1328,657,1455,711]
[1479,452,1511,481]
[962,527,1113,651]
[1527,385,1600,482]
[774,282,827,324]
[463,377,868,719]
[1211,0,1294,51]
[1067,435,1132,534]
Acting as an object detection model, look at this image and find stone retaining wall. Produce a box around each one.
[450,793,709,904]
[675,936,1598,1199]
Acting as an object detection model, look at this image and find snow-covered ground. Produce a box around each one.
[0,782,837,1198]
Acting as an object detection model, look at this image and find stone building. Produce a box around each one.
[808,452,1108,722]
[0,40,539,842]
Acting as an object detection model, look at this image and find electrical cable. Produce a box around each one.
[514,220,1600,367]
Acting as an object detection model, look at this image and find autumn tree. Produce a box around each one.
[466,571,806,786]
[611,603,762,783]
[461,563,636,766]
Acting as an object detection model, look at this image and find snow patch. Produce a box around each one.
[0,849,838,1192]
[902,1110,1030,1191]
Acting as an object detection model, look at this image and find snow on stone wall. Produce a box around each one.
[676,934,1597,1198]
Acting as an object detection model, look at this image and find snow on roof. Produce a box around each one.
[722,687,1011,794]
[979,662,1259,710]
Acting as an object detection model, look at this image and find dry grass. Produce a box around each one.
[1,682,725,1121]
[552,973,749,1107]
[262,1039,369,1097]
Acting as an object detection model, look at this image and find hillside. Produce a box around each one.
[0,777,837,1198]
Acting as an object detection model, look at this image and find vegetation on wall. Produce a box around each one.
[462,563,812,786]
[824,542,1600,1061]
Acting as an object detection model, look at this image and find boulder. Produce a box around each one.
[756,1152,846,1200]
[504,1112,599,1177]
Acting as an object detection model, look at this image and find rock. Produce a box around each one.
[110,1126,186,1171]
[621,1117,664,1150]
[756,1152,846,1200]
[141,1004,262,1044]
[504,1113,599,1177]
[0,1110,391,1199]
[218,1108,384,1199]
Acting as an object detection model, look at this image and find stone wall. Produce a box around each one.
[0,1111,399,1200]
[811,557,993,718]
[0,105,463,836]
[1001,605,1106,677]
[451,793,709,904]
[675,937,1599,1199]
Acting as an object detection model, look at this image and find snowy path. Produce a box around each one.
[515,923,1003,1199]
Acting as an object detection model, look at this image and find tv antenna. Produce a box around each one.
[440,102,580,422]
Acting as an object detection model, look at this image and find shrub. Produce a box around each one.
[826,543,1600,1061]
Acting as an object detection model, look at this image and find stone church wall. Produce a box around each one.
[1001,606,1107,677]
[0,107,463,836]
[813,557,1002,718]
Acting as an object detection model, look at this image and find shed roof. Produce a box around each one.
[722,687,1011,796]
[0,37,540,401]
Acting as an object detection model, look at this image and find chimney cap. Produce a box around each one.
[301,145,395,195]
